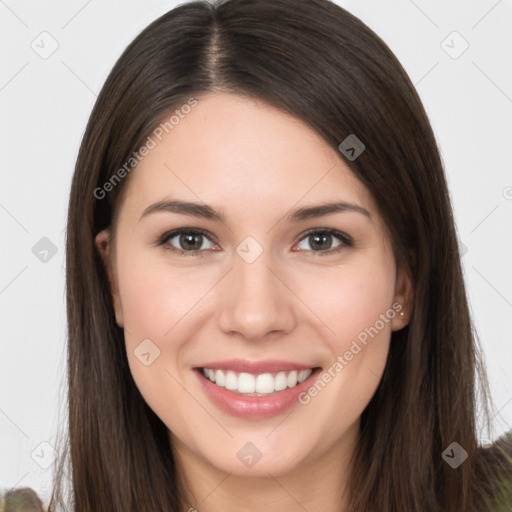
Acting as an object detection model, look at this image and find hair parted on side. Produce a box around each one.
[44,0,512,511]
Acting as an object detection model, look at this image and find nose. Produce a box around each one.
[217,249,297,342]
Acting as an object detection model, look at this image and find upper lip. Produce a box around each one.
[195,359,318,374]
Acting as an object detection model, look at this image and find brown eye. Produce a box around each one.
[159,229,217,255]
[295,229,352,256]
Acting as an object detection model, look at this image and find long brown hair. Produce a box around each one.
[47,0,512,510]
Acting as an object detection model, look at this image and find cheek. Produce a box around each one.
[114,249,222,403]
[116,249,211,340]
[296,258,396,419]
[303,258,396,346]
[292,262,396,434]
[115,250,203,415]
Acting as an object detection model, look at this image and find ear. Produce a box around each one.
[391,264,414,331]
[95,229,124,328]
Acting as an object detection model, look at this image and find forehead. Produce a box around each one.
[116,92,377,222]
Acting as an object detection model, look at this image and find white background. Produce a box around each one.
[1,0,511,505]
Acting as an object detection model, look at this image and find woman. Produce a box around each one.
[44,0,512,510]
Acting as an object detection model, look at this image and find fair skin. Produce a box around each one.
[96,92,413,512]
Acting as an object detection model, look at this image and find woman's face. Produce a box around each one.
[96,92,411,478]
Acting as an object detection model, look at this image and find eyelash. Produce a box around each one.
[155,228,353,258]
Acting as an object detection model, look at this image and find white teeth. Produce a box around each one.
[274,371,288,391]
[287,370,298,388]
[298,369,310,383]
[224,370,238,391]
[215,369,225,387]
[238,372,256,393]
[255,373,274,394]
[201,367,313,396]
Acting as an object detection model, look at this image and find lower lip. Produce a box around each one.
[194,367,322,419]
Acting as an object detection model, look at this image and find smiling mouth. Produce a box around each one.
[198,367,321,397]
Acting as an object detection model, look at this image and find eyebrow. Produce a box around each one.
[139,199,372,223]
